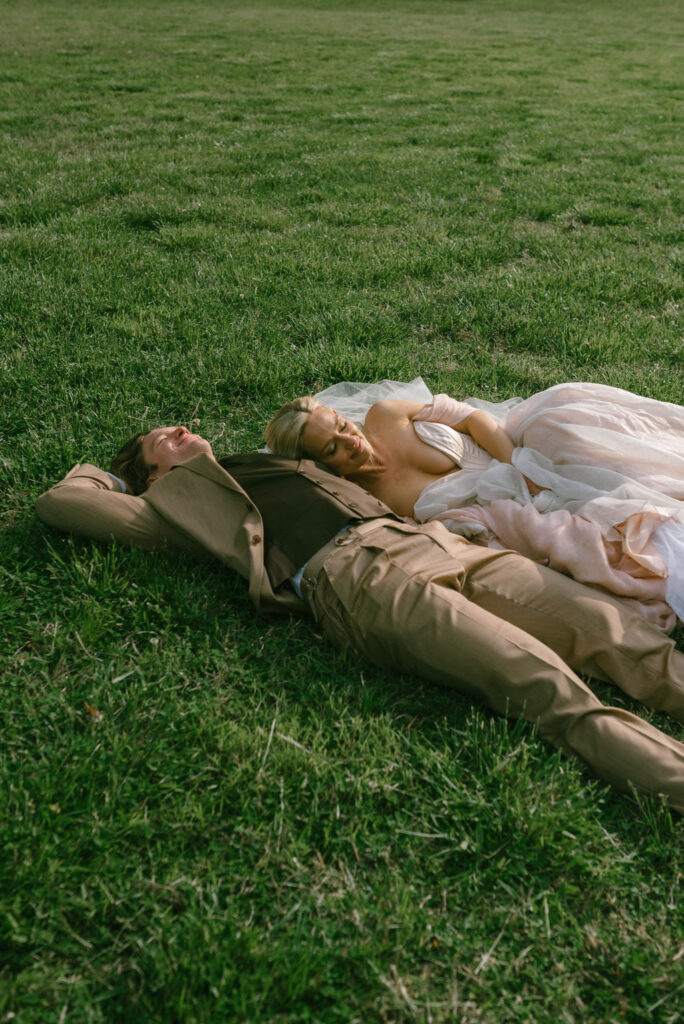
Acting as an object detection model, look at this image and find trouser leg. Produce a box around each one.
[457,536,684,723]
[305,524,684,811]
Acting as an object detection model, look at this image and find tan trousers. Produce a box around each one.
[301,519,684,812]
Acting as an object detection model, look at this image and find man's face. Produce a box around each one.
[142,426,214,485]
[301,406,373,475]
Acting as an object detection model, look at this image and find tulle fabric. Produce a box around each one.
[502,382,684,499]
[315,377,433,425]
[653,520,684,621]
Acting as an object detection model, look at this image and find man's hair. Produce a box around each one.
[111,432,155,495]
[265,396,320,458]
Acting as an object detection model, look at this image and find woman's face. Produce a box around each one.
[301,406,373,475]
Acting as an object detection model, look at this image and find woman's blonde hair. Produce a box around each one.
[265,395,320,458]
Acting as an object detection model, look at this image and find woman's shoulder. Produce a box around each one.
[366,399,427,429]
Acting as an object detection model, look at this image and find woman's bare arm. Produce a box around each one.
[457,410,545,495]
[369,399,517,463]
[411,397,546,496]
[457,409,516,462]
[367,398,545,494]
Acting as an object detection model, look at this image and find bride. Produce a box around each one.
[265,378,684,629]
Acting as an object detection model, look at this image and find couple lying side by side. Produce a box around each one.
[35,378,684,815]
[266,379,684,632]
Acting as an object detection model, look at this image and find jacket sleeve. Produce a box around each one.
[35,464,196,553]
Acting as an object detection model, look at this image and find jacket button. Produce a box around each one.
[251,534,261,545]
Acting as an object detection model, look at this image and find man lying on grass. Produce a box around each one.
[37,425,684,814]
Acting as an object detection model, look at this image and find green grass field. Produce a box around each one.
[2,0,683,1020]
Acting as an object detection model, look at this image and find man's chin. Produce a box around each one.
[185,442,214,460]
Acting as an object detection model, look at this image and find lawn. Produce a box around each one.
[1,0,683,1020]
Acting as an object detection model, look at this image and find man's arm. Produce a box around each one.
[36,464,198,553]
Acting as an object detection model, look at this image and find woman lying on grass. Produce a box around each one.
[265,379,684,630]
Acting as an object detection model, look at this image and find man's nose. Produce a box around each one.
[175,427,189,438]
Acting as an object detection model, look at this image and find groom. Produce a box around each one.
[36,425,684,813]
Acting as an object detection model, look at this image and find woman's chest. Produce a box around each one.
[369,464,456,518]
[380,420,456,475]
